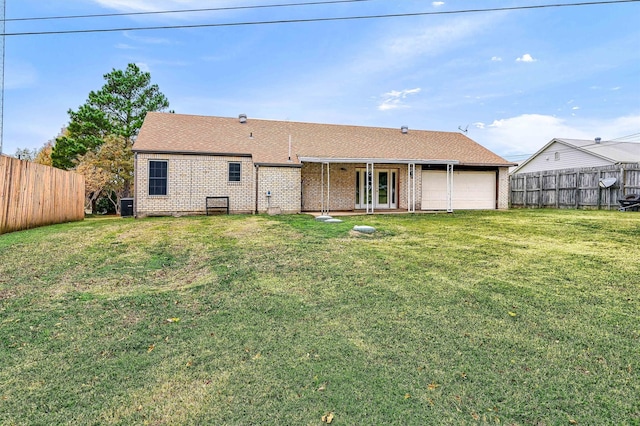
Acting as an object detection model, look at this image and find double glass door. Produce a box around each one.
[355,169,397,209]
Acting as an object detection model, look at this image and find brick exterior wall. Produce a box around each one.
[135,154,509,216]
[135,153,255,216]
[301,163,510,212]
[257,166,301,214]
[399,164,423,211]
[301,163,423,212]
[302,163,355,211]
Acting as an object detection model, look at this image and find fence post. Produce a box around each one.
[597,170,602,210]
[538,172,543,208]
[509,175,513,208]
[575,171,580,209]
[555,171,560,209]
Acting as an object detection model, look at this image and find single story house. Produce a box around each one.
[132,113,515,216]
[511,137,640,174]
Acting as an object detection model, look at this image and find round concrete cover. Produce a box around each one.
[315,215,333,221]
[353,225,376,234]
[325,218,343,223]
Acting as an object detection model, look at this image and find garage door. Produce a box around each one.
[421,170,496,210]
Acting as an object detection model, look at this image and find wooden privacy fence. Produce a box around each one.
[510,163,640,210]
[0,155,85,234]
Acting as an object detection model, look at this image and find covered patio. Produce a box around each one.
[299,157,459,215]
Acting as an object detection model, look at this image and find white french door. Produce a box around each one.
[355,169,397,209]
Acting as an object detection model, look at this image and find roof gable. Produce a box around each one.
[511,138,640,174]
[133,113,514,167]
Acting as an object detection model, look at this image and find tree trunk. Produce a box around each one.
[122,179,132,198]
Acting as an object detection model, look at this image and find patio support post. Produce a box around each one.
[447,163,454,213]
[321,162,330,215]
[366,162,374,214]
[407,163,416,213]
[326,162,330,215]
[321,162,324,213]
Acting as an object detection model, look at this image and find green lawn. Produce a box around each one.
[0,210,639,425]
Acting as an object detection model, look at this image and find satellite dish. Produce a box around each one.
[599,178,617,188]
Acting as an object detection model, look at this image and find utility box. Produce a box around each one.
[120,198,134,217]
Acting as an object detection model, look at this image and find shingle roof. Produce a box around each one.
[133,112,514,167]
[556,138,640,162]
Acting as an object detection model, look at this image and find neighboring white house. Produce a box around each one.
[511,138,640,174]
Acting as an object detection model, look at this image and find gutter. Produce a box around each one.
[298,157,460,165]
[459,162,518,168]
[254,162,302,168]
[132,149,252,158]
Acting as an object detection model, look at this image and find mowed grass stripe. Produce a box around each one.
[0,210,638,424]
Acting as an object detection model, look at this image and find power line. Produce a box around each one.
[3,0,638,37]
[610,132,640,141]
[4,0,377,22]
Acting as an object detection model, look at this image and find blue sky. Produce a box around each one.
[4,0,640,162]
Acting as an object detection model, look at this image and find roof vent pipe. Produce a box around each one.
[401,125,408,134]
[595,137,601,144]
[239,114,247,123]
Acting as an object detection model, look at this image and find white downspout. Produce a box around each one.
[321,162,330,215]
[366,162,374,214]
[407,163,416,213]
[321,162,324,214]
[327,162,330,215]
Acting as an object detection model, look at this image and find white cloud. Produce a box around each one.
[123,31,174,45]
[115,43,136,50]
[379,15,502,66]
[94,0,168,12]
[131,59,189,71]
[516,53,537,63]
[491,56,502,62]
[488,114,590,152]
[473,113,640,158]
[387,21,464,56]
[93,0,215,13]
[432,2,445,6]
[135,62,151,73]
[92,0,256,19]
[377,88,422,111]
[6,60,38,90]
[281,10,508,104]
